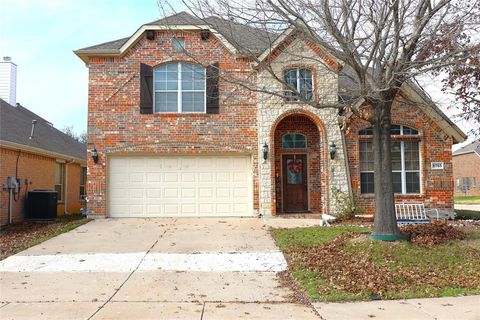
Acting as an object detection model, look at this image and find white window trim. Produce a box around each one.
[282,133,307,148]
[360,139,421,195]
[284,67,314,101]
[153,62,206,114]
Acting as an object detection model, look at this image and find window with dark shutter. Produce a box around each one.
[206,63,220,114]
[140,63,153,114]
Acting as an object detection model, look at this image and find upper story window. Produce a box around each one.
[359,125,420,195]
[154,62,206,113]
[284,68,313,102]
[282,133,307,148]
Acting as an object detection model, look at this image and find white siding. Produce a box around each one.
[0,61,17,106]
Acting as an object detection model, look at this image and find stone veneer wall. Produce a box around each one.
[256,38,350,216]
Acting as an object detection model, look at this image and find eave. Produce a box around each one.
[74,24,239,64]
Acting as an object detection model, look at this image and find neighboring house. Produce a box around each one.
[0,96,87,224]
[453,140,480,196]
[74,12,465,219]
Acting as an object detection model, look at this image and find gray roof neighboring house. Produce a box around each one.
[0,99,86,162]
[453,139,480,156]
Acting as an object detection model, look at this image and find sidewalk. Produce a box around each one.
[314,295,480,320]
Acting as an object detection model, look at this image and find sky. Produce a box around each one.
[0,0,476,149]
[0,0,184,134]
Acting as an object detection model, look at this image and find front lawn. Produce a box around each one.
[455,209,480,220]
[455,196,480,204]
[0,214,90,260]
[271,225,480,302]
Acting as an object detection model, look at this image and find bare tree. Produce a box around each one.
[159,0,479,237]
[61,126,87,144]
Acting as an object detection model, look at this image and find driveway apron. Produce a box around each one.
[0,218,320,319]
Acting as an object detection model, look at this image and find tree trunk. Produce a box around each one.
[372,101,400,236]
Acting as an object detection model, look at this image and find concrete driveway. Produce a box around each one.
[0,218,321,319]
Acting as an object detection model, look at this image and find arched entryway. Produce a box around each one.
[270,112,328,215]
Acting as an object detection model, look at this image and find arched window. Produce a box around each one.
[359,125,419,136]
[282,133,307,148]
[154,62,206,113]
[283,68,313,101]
[359,125,420,194]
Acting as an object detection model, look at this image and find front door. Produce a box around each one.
[282,154,308,212]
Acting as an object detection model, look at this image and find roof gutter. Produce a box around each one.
[0,140,86,164]
[402,84,467,144]
[453,150,480,157]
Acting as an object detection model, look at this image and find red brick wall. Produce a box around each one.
[273,114,322,213]
[453,153,480,196]
[0,147,85,225]
[86,30,258,217]
[345,102,455,215]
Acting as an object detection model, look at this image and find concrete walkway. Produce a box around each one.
[0,218,321,319]
[1,218,478,319]
[454,204,480,212]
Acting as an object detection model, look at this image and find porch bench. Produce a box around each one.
[395,203,439,224]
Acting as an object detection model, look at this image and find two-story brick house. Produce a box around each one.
[75,12,465,219]
[453,140,480,196]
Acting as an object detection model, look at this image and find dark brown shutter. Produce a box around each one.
[206,63,220,114]
[140,63,153,114]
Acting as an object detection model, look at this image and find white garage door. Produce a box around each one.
[108,155,253,217]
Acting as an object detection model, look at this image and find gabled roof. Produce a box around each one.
[75,11,276,62]
[338,65,466,144]
[0,99,86,162]
[74,11,465,144]
[453,139,480,156]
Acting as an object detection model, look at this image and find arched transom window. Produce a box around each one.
[154,62,206,113]
[282,133,307,148]
[359,125,420,194]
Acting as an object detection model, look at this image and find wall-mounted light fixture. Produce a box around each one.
[262,143,269,161]
[329,142,337,160]
[201,29,211,40]
[91,147,99,164]
[146,30,155,40]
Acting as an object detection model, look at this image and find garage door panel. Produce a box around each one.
[128,173,144,184]
[181,172,196,182]
[215,172,231,182]
[164,172,178,182]
[108,155,252,217]
[146,158,163,169]
[164,204,180,215]
[129,158,146,171]
[164,188,178,198]
[146,173,162,183]
[147,205,162,215]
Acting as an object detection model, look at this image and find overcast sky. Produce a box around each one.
[0,0,476,149]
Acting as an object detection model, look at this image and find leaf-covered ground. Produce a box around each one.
[0,214,90,260]
[271,224,480,302]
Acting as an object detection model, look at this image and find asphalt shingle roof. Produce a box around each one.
[0,99,86,161]
[453,139,480,155]
[78,11,276,54]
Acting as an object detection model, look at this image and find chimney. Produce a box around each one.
[0,56,17,106]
